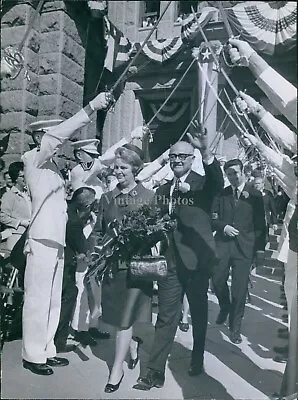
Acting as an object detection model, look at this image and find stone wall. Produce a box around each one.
[0,0,90,166]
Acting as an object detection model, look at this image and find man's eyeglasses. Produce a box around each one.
[169,153,193,161]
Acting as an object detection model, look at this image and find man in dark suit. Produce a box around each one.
[135,123,224,391]
[253,175,278,250]
[211,159,266,344]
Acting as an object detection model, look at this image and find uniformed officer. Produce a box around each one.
[70,139,107,200]
[21,92,110,376]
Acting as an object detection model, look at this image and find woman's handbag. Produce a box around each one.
[129,255,168,281]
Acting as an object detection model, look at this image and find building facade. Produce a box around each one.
[1,1,296,166]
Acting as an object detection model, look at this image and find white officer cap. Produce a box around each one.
[71,139,100,155]
[29,119,64,133]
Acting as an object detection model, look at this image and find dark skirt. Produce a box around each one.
[101,262,152,329]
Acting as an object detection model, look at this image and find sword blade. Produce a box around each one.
[217,1,234,38]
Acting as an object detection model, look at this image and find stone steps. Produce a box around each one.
[256,225,284,277]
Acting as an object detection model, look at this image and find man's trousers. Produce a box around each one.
[22,239,64,364]
[71,260,102,332]
[54,262,78,350]
[147,241,210,373]
[211,244,252,334]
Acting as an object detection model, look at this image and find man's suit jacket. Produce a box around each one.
[64,202,90,267]
[155,159,224,271]
[211,184,266,259]
[262,189,277,226]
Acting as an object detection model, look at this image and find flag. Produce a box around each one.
[103,17,135,72]
[196,41,222,128]
[0,134,10,157]
[181,7,218,42]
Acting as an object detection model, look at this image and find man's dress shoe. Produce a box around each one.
[273,345,288,355]
[74,331,97,347]
[56,344,76,353]
[188,364,204,376]
[88,328,110,340]
[277,331,289,340]
[179,322,190,332]
[216,310,229,325]
[46,357,69,367]
[133,369,165,390]
[104,373,124,393]
[281,314,288,323]
[273,354,288,363]
[230,332,242,344]
[23,360,53,376]
[277,327,288,334]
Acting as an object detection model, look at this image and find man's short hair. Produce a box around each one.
[251,168,264,178]
[8,161,24,183]
[71,186,96,202]
[223,159,243,172]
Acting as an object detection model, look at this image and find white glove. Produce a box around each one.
[89,92,111,110]
[235,91,265,118]
[228,38,256,65]
[130,125,149,140]
[191,47,200,60]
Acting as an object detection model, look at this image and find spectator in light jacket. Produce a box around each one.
[0,162,31,252]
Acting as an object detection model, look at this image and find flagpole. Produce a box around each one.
[108,1,172,93]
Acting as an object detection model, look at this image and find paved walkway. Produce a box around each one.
[1,270,285,399]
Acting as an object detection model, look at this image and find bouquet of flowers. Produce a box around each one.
[113,205,177,262]
[84,205,176,283]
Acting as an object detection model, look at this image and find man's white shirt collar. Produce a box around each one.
[233,181,246,197]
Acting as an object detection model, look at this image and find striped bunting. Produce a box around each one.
[227,1,297,55]
[149,101,189,123]
[181,6,218,42]
[135,37,184,63]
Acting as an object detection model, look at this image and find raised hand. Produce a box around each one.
[243,132,260,147]
[130,125,149,140]
[186,120,208,152]
[235,91,265,119]
[89,92,112,111]
[228,38,255,65]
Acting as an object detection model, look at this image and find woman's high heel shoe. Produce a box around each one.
[128,336,143,370]
[104,373,124,393]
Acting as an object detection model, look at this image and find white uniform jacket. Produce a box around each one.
[259,112,297,154]
[256,66,297,128]
[22,109,91,246]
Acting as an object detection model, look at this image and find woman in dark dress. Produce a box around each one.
[93,145,155,393]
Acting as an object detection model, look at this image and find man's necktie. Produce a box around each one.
[171,178,180,214]
[233,187,239,202]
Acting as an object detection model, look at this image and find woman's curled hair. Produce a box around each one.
[115,146,144,175]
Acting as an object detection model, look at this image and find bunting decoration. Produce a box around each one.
[103,7,217,70]
[180,6,218,41]
[148,101,189,123]
[134,37,184,64]
[227,2,297,55]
